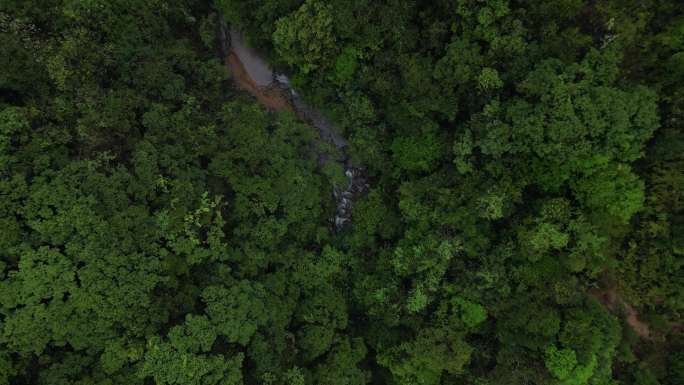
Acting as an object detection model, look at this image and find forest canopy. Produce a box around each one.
[0,1,682,385]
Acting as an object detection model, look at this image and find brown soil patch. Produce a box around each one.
[591,287,651,339]
[225,52,291,112]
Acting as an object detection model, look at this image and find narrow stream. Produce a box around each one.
[218,20,368,230]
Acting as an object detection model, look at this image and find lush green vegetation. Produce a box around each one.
[0,1,682,384]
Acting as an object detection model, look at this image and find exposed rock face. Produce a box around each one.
[219,23,367,230]
[332,167,369,230]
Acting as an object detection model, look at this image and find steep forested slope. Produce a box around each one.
[0,1,682,385]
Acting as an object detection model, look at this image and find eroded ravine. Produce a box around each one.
[218,20,367,229]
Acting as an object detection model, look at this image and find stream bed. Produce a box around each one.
[218,21,368,230]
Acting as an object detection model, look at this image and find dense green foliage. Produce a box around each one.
[0,0,682,384]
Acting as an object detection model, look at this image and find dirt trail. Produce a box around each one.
[591,287,651,339]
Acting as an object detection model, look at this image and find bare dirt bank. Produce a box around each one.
[225,52,291,112]
[591,287,651,339]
